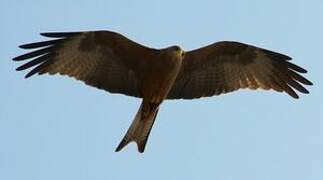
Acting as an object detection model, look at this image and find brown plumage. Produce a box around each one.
[13,30,312,153]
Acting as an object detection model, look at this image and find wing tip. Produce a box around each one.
[260,48,292,61]
[40,32,81,38]
[307,80,314,86]
[289,92,299,99]
[18,39,65,50]
[286,61,309,74]
[18,44,29,49]
[12,56,21,61]
[285,54,292,60]
[24,71,36,78]
[16,66,24,71]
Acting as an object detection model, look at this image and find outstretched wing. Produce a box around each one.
[168,41,312,99]
[14,31,158,98]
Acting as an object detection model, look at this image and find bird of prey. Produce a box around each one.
[13,30,312,153]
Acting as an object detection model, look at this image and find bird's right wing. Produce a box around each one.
[168,41,312,99]
[14,31,159,98]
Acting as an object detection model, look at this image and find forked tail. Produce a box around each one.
[115,101,159,153]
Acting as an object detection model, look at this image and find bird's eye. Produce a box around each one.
[173,46,180,51]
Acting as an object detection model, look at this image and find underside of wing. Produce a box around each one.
[13,31,158,98]
[168,41,312,99]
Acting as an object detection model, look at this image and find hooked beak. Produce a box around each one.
[181,50,185,57]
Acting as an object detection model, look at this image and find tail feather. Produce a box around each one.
[115,102,159,153]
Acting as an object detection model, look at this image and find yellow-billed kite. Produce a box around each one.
[13,30,312,153]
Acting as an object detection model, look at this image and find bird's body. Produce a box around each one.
[140,46,184,103]
[116,46,184,152]
[13,30,312,153]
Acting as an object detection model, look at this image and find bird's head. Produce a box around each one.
[167,45,185,58]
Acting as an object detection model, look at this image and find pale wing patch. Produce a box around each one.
[244,50,274,90]
[42,34,109,79]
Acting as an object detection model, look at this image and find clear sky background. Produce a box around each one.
[1,0,322,180]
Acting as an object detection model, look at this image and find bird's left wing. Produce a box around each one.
[14,31,158,98]
[168,41,312,99]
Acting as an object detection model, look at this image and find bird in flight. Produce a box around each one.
[13,30,312,153]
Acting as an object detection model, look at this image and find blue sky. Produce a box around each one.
[1,0,322,179]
